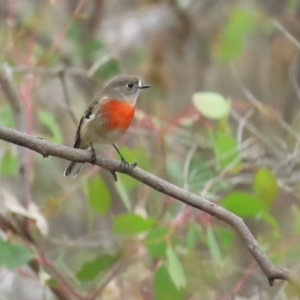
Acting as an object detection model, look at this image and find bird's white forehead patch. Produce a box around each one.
[138,79,142,87]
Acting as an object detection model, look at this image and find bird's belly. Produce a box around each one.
[81,118,125,145]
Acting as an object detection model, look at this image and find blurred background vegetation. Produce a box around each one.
[1,0,300,299]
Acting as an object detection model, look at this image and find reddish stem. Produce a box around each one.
[171,206,193,227]
[232,261,256,295]
[38,255,86,300]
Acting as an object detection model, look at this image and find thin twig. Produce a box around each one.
[58,70,78,125]
[87,54,112,77]
[201,154,241,198]
[273,19,300,50]
[27,260,70,300]
[231,109,283,158]
[183,144,197,190]
[11,65,90,77]
[11,55,112,78]
[236,109,254,148]
[0,125,298,287]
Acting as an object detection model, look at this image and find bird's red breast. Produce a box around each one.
[100,99,135,131]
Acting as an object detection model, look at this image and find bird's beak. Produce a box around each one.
[139,84,151,89]
[138,80,151,89]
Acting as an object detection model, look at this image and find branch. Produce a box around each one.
[11,65,90,78]
[58,71,78,126]
[11,56,112,78]
[0,71,29,207]
[273,19,300,50]
[0,125,298,287]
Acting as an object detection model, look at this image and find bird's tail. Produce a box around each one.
[64,161,82,177]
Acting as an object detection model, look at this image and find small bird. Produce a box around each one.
[64,75,150,177]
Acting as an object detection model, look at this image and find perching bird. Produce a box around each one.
[64,75,150,177]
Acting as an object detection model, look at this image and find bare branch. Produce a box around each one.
[0,71,29,207]
[11,56,112,78]
[0,125,298,287]
[11,65,90,77]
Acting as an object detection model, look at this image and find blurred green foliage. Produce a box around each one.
[218,8,255,62]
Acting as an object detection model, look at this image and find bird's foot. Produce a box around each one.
[112,143,137,171]
[110,144,137,182]
[110,159,137,183]
[120,157,137,171]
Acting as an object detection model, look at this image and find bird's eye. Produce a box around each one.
[127,83,134,89]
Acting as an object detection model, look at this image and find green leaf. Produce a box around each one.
[193,92,231,120]
[76,253,119,281]
[0,150,18,176]
[38,110,63,144]
[113,213,156,235]
[144,227,170,258]
[88,176,111,215]
[259,211,279,228]
[166,246,187,289]
[221,191,262,217]
[218,9,254,62]
[0,239,34,270]
[253,168,279,207]
[207,227,222,265]
[213,132,241,169]
[154,264,186,300]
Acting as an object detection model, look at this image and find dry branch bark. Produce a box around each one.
[0,125,298,288]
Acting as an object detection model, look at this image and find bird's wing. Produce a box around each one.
[72,94,104,148]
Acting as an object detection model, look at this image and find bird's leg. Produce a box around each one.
[90,142,96,165]
[112,144,137,170]
[113,143,128,165]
